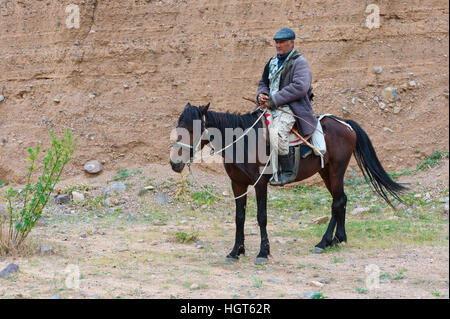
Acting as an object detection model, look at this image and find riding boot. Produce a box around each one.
[270,154,296,187]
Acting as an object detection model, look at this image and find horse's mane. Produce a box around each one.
[179,104,262,131]
[206,110,262,131]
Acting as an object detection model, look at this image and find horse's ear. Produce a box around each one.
[185,102,192,109]
[200,103,210,115]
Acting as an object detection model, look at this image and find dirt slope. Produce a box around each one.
[0,0,448,183]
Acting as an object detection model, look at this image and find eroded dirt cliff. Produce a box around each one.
[0,0,448,183]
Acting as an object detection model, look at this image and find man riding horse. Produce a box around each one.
[257,28,325,186]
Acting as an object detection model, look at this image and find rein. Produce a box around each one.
[174,108,273,201]
[186,148,274,201]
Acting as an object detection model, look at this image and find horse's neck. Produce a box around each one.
[205,110,261,160]
[205,111,228,153]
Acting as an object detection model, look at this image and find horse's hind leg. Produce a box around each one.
[226,181,248,261]
[328,159,350,246]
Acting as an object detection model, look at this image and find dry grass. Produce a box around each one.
[0,225,39,257]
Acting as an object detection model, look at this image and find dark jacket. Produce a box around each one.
[257,53,317,136]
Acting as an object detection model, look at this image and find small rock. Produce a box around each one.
[319,278,331,284]
[0,263,19,278]
[55,194,70,205]
[84,160,103,174]
[373,66,383,74]
[144,185,154,191]
[381,87,400,102]
[190,283,199,290]
[117,247,129,252]
[39,245,54,255]
[72,191,85,202]
[267,278,282,284]
[310,281,324,288]
[0,95,4,102]
[80,232,87,238]
[341,106,350,114]
[408,81,417,88]
[50,294,61,299]
[393,106,402,114]
[439,197,449,203]
[196,241,205,249]
[350,207,370,216]
[88,92,96,99]
[380,279,391,284]
[104,182,127,195]
[312,216,329,225]
[53,98,60,104]
[383,127,395,133]
[154,193,170,205]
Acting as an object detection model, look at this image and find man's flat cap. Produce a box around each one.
[273,28,296,40]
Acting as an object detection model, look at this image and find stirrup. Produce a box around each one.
[270,173,296,187]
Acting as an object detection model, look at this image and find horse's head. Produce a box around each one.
[170,102,210,173]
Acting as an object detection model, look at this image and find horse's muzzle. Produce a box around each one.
[170,160,185,173]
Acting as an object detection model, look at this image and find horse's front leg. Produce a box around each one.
[254,183,270,265]
[226,181,248,261]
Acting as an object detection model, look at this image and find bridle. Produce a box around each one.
[173,114,209,164]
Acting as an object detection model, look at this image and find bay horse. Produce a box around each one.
[169,103,406,264]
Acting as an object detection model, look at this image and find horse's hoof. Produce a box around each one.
[312,247,324,254]
[225,257,238,264]
[254,257,268,265]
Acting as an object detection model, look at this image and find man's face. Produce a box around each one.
[275,39,294,55]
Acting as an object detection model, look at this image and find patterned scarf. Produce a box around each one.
[268,49,297,95]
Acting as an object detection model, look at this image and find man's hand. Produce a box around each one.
[258,94,270,109]
[258,94,268,103]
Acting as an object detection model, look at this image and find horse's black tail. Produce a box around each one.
[346,119,408,208]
